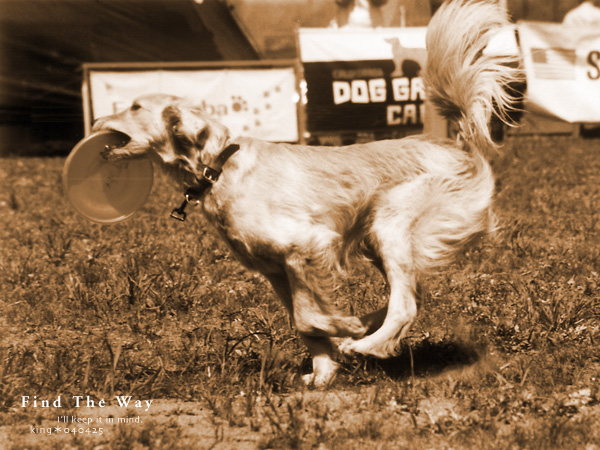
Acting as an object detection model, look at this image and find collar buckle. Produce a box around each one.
[202,166,220,183]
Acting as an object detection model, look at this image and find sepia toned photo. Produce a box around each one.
[1,1,599,448]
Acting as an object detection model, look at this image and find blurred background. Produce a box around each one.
[0,0,586,155]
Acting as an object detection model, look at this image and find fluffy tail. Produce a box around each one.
[424,0,521,154]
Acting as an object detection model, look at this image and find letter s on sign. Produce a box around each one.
[588,51,600,80]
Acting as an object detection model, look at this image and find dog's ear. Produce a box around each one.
[171,105,229,154]
[195,126,210,151]
[162,105,193,161]
[194,118,229,158]
[161,103,230,168]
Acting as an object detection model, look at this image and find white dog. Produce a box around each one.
[93,0,520,387]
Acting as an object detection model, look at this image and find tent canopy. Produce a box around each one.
[0,0,257,153]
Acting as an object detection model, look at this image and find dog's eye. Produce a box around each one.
[131,103,142,111]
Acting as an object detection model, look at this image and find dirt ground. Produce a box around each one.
[0,391,484,449]
[4,371,600,450]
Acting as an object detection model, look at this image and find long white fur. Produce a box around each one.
[93,0,521,387]
[424,0,520,153]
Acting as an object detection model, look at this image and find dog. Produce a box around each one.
[93,0,521,387]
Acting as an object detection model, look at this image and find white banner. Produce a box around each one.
[298,27,427,63]
[518,21,600,123]
[86,67,299,142]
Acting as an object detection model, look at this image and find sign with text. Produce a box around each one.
[84,64,299,142]
[298,27,427,134]
[518,21,600,123]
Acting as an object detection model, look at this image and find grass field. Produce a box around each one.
[1,135,599,449]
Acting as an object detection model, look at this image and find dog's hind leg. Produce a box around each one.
[354,247,390,336]
[339,268,417,358]
[360,305,388,336]
[339,180,426,358]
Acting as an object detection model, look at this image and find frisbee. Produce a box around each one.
[63,130,154,224]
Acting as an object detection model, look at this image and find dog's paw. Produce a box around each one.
[338,337,359,356]
[301,371,336,389]
[302,373,317,386]
[302,358,339,388]
[338,337,397,359]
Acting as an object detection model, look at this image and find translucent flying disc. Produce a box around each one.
[63,130,154,224]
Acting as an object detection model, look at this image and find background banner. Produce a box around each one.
[518,21,600,123]
[84,65,299,142]
[298,28,427,135]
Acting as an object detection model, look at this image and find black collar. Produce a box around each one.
[170,143,240,221]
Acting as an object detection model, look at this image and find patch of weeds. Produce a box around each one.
[107,419,186,450]
[259,394,307,450]
[506,415,596,450]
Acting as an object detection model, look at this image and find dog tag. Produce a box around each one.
[170,199,189,221]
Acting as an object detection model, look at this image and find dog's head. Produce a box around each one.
[93,94,230,187]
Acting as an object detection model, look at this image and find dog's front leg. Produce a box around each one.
[299,335,339,387]
[285,252,367,339]
[287,275,368,386]
[289,283,366,339]
[265,273,343,388]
